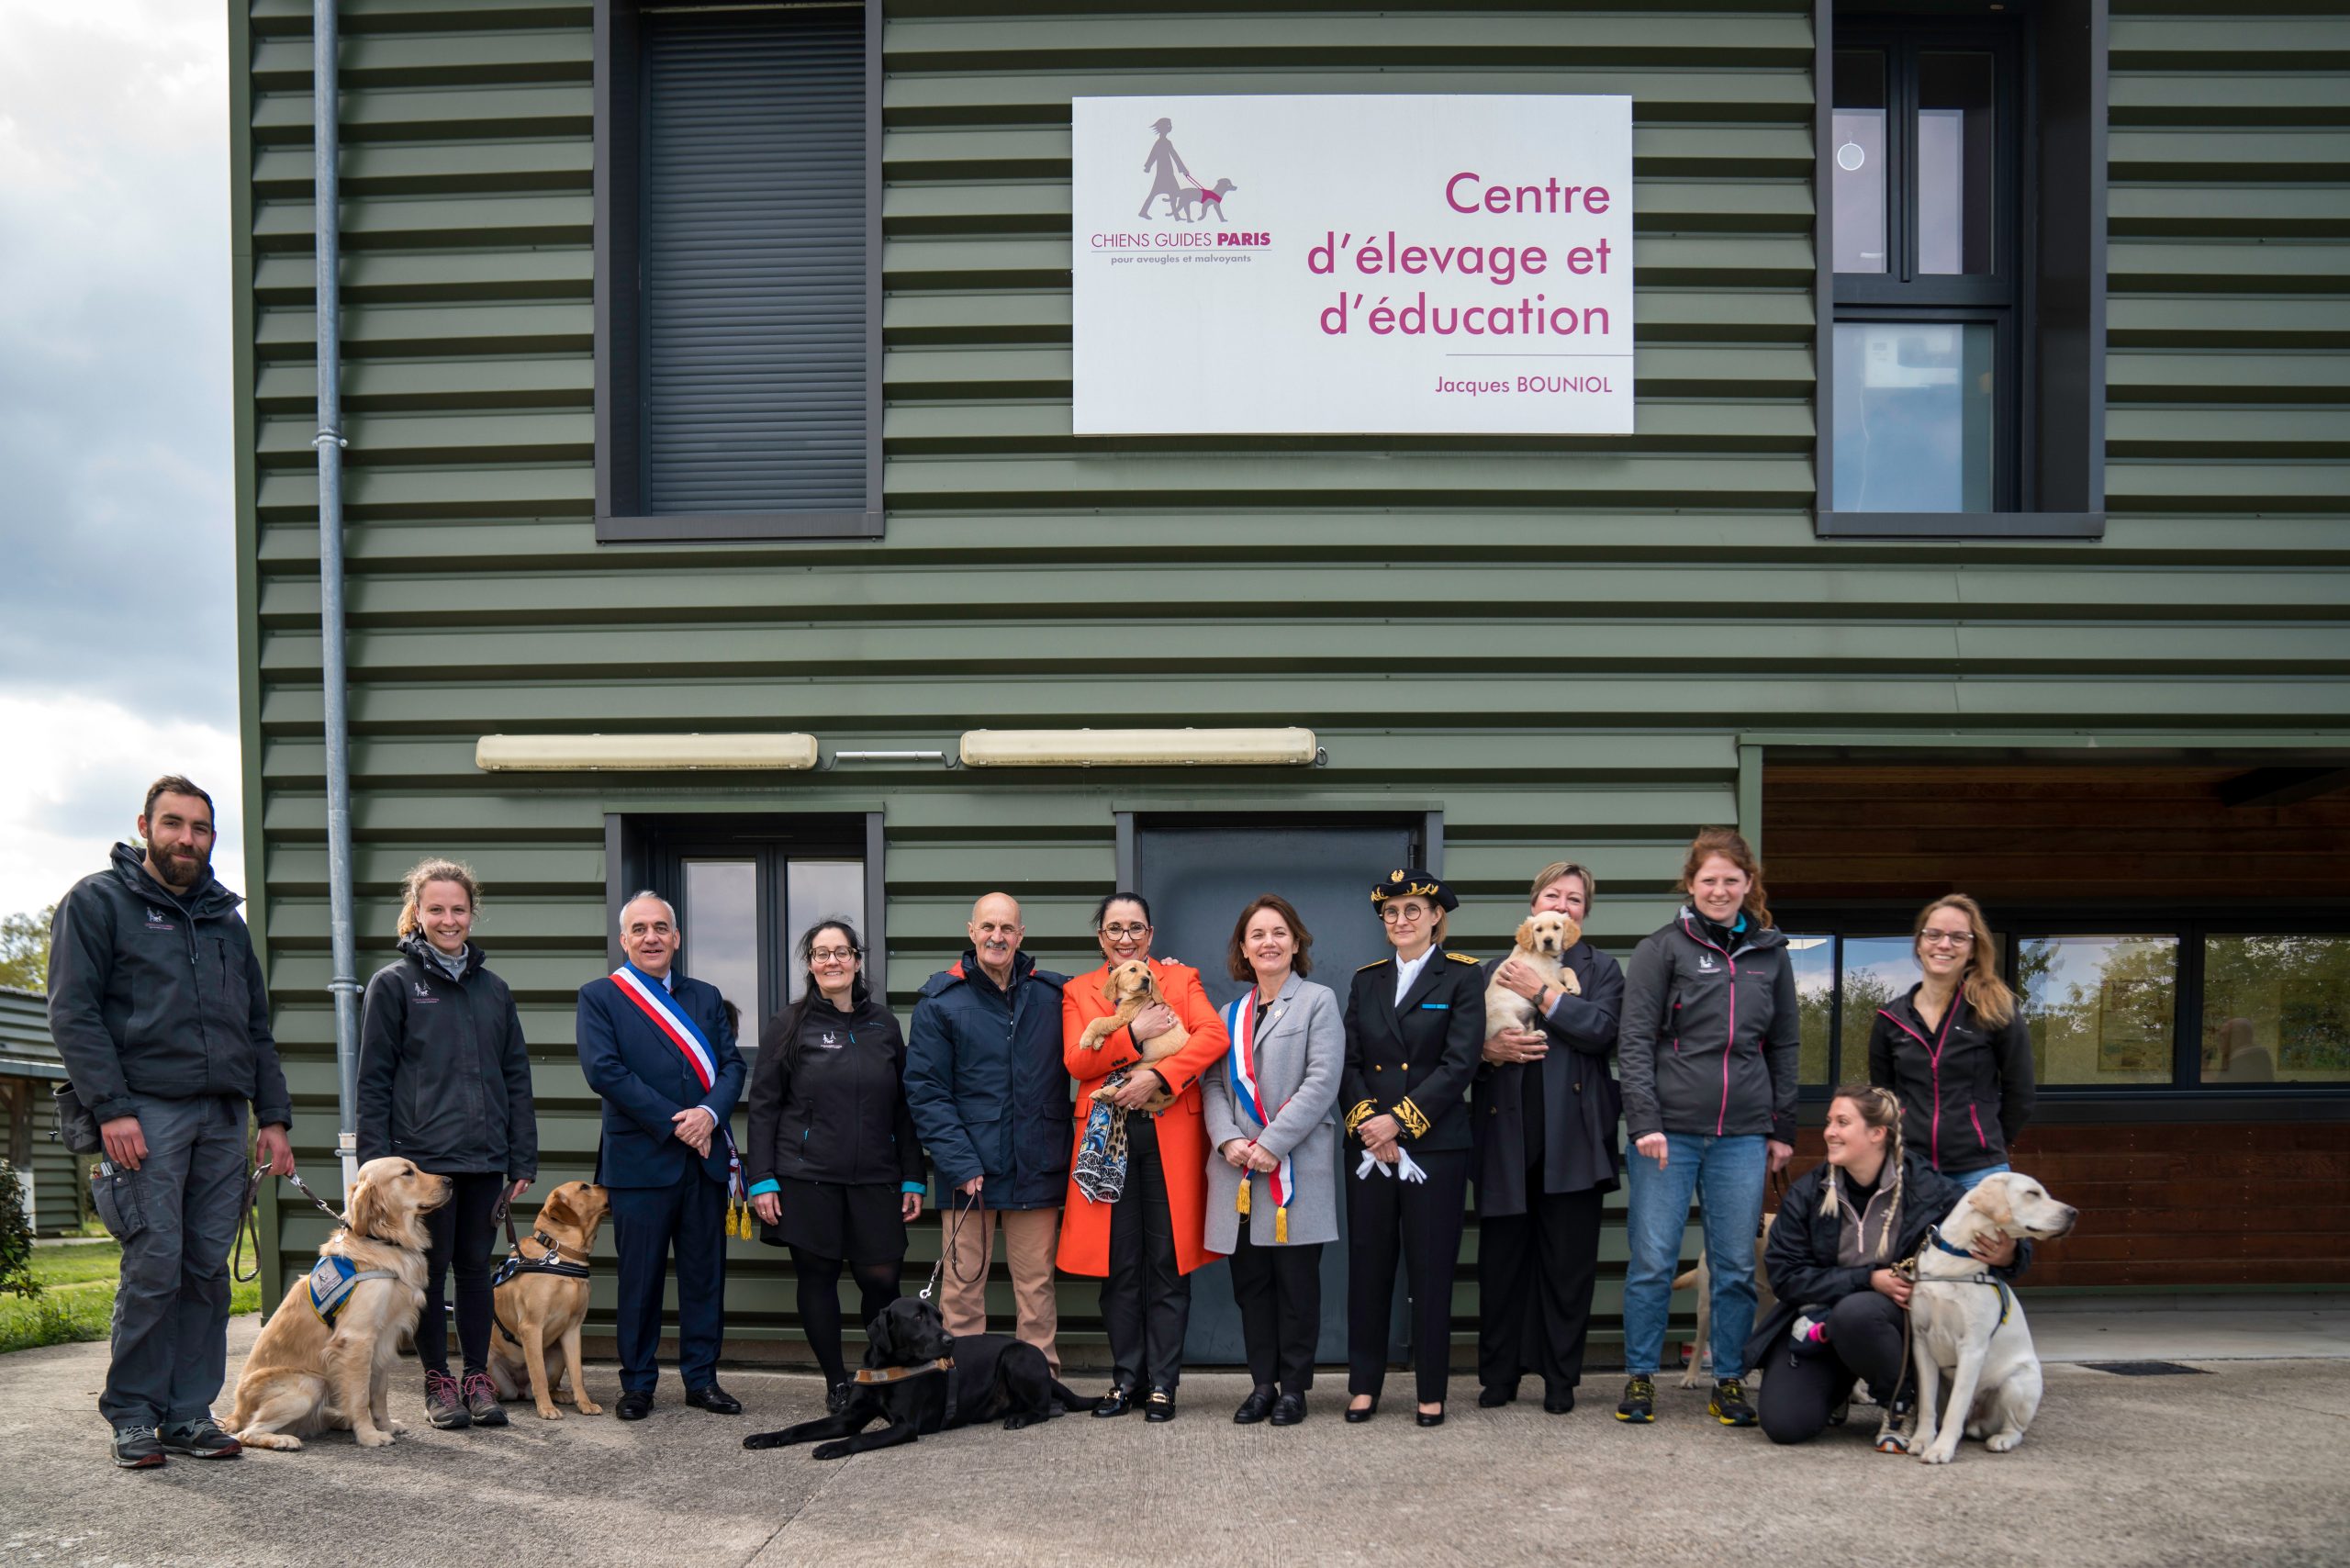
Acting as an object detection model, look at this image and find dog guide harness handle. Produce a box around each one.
[487,1191,594,1349]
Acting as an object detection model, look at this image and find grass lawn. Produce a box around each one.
[1,1241,264,1354]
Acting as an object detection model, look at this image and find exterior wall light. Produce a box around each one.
[958,728,1321,767]
[474,734,821,771]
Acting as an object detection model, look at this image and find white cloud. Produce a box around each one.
[0,691,243,916]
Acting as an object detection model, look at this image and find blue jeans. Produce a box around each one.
[1948,1162,2010,1191]
[1621,1133,1768,1380]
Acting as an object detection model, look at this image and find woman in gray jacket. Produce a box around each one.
[356,858,536,1432]
[1611,829,1799,1432]
[1203,894,1343,1428]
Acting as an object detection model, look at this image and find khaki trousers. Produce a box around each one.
[936,1203,1061,1375]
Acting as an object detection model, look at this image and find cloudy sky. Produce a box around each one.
[0,1,244,918]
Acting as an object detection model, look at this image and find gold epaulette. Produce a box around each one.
[1393,1098,1431,1139]
[1357,958,1389,971]
[1446,951,1481,964]
[1344,1099,1378,1135]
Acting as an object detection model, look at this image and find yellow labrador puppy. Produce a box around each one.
[1075,958,1188,1114]
[1483,912,1582,1036]
[227,1157,446,1450]
[1908,1171,2078,1464]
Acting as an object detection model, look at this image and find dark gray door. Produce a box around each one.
[1136,820,1422,1368]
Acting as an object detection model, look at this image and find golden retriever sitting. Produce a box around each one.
[1076,958,1188,1114]
[227,1157,445,1450]
[1483,911,1583,1036]
[485,1182,610,1420]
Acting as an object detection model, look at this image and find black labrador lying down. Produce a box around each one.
[744,1296,1091,1459]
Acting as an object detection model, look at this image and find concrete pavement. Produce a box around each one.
[2,1312,2345,1568]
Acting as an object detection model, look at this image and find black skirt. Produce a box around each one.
[762,1177,909,1261]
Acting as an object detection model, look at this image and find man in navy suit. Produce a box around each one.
[576,890,747,1419]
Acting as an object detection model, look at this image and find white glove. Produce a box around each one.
[1394,1148,1428,1184]
[1355,1149,1392,1181]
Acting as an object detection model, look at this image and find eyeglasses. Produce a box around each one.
[1379,905,1430,924]
[809,946,858,962]
[1101,923,1151,939]
[1919,929,1976,948]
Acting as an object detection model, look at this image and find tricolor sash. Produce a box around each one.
[1224,991,1292,1244]
[609,965,755,1238]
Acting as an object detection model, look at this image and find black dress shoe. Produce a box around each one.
[1477,1384,1517,1409]
[1344,1395,1379,1424]
[1416,1406,1446,1428]
[1145,1387,1177,1423]
[1233,1386,1277,1425]
[685,1384,742,1415]
[1091,1385,1136,1418]
[615,1391,654,1421]
[1543,1387,1575,1415]
[1269,1393,1306,1427]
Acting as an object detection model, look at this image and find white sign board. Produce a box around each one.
[1072,95,1634,436]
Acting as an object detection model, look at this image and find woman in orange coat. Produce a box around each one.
[1059,890,1231,1422]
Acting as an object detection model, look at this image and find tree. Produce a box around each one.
[0,906,53,993]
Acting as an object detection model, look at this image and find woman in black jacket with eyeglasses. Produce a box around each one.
[744,919,925,1409]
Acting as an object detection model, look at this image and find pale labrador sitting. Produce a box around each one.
[1907,1170,2078,1464]
[227,1157,446,1450]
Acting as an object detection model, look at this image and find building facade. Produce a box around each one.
[233,0,2350,1364]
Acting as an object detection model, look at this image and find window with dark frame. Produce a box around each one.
[1783,919,2350,1095]
[595,1,881,542]
[1814,0,2108,539]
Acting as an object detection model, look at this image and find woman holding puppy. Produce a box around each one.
[1474,860,1624,1414]
[356,858,537,1432]
[1203,894,1344,1427]
[1867,893,2036,1190]
[744,920,925,1413]
[1614,828,1799,1429]
[1750,1084,2025,1448]
[1058,893,1231,1422]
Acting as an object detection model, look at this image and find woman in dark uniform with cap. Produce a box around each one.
[1342,869,1486,1427]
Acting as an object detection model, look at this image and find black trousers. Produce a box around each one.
[1757,1290,1908,1445]
[1103,1115,1189,1391]
[1476,1184,1606,1395]
[610,1170,728,1394]
[418,1170,506,1378]
[1347,1146,1471,1406]
[1228,1229,1323,1395]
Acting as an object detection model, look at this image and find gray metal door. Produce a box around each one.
[1135,820,1423,1368]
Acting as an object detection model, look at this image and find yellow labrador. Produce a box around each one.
[227,1157,446,1450]
[1483,912,1582,1036]
[485,1182,610,1419]
[1908,1171,2079,1464]
[1075,958,1187,1114]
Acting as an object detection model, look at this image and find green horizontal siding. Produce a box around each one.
[1,988,85,1236]
[233,0,2350,1358]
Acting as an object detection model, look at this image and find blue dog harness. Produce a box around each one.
[307,1255,397,1330]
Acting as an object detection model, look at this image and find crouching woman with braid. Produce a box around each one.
[1748,1085,2028,1449]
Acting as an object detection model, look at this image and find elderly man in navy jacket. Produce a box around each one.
[576,890,746,1420]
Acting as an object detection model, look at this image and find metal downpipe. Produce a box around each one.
[312,0,362,1195]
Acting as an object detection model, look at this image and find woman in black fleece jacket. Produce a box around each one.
[1866,893,2035,1185]
[356,858,536,1431]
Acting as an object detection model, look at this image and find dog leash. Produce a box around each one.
[921,1188,985,1301]
[230,1163,351,1283]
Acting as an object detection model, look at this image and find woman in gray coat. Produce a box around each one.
[1203,894,1343,1428]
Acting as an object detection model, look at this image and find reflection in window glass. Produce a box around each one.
[786,859,866,1003]
[1787,936,1837,1083]
[1831,51,1887,274]
[1832,320,1995,512]
[1918,52,1996,274]
[2019,935,2177,1085]
[1839,937,1919,1074]
[2200,935,2350,1084]
[683,859,759,1025]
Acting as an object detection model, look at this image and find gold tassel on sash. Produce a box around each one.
[1275,1205,1289,1245]
[728,1193,755,1240]
[1237,1177,1251,1218]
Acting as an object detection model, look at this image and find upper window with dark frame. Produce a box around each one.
[1814,0,2108,539]
[595,2,881,542]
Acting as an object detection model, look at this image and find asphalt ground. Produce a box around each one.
[4,1314,2346,1568]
